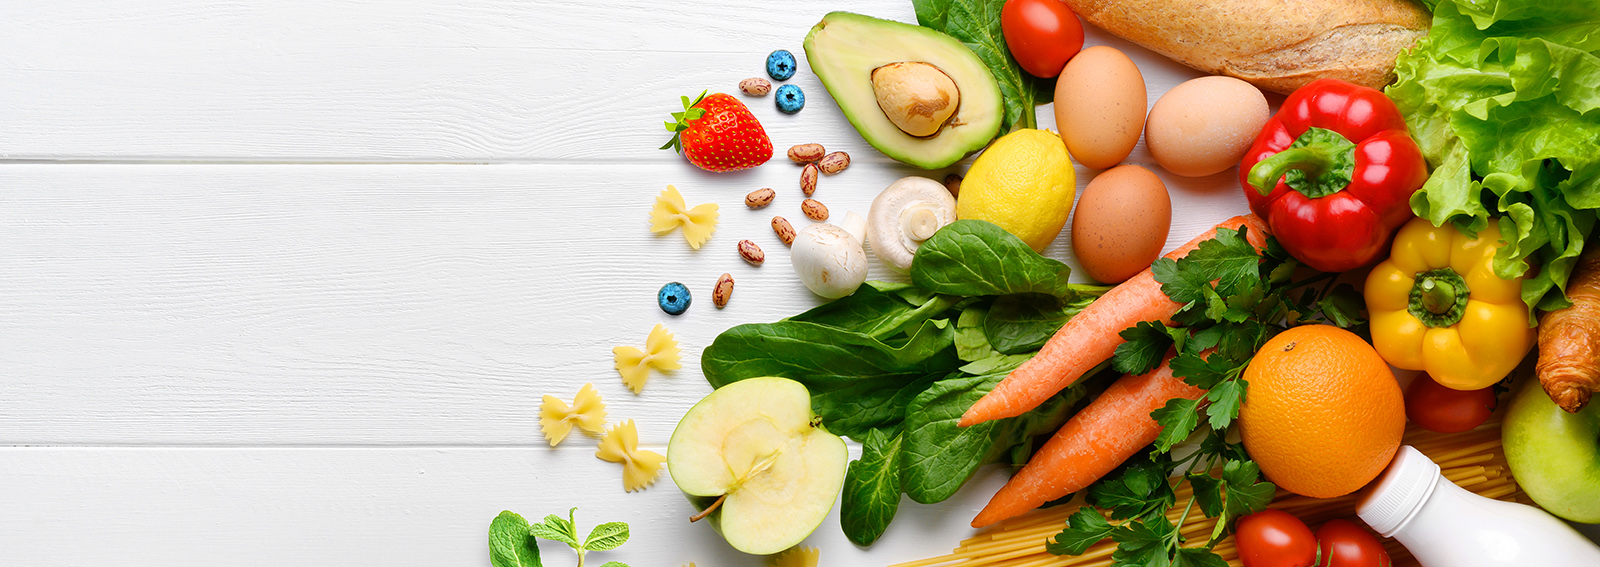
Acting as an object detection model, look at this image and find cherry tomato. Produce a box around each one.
[1405,373,1496,433]
[1235,509,1318,567]
[1000,0,1085,78]
[1316,519,1393,567]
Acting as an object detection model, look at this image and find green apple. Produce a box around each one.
[1503,377,1600,523]
[666,377,848,555]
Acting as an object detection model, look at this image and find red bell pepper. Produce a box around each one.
[1239,78,1428,273]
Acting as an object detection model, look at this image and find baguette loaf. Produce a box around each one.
[1062,0,1430,94]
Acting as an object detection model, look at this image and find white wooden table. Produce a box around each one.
[10,2,1590,566]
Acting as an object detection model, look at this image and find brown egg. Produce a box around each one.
[1054,46,1146,170]
[1071,165,1172,284]
[1145,76,1270,177]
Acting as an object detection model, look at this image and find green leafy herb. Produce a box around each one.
[912,220,1083,298]
[489,511,543,567]
[1051,228,1364,566]
[495,509,630,567]
[1388,0,1600,319]
[709,220,1105,546]
[911,0,1052,133]
[841,428,905,546]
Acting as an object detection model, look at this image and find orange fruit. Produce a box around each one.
[1240,325,1404,498]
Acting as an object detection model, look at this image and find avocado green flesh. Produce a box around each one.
[804,12,1002,170]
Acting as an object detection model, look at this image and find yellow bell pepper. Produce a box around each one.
[1364,217,1534,390]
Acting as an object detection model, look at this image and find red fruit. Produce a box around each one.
[1405,373,1496,433]
[1236,509,1319,567]
[1316,519,1392,567]
[661,92,773,172]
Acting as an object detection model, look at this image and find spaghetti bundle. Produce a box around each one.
[894,422,1525,567]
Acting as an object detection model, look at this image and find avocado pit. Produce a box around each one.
[871,62,960,137]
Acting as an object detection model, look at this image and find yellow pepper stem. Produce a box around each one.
[1408,268,1470,328]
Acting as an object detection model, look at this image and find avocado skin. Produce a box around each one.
[803,12,1002,170]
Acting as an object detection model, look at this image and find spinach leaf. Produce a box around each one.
[912,220,1076,298]
[954,304,1002,362]
[702,319,957,437]
[912,0,1049,133]
[791,285,962,341]
[489,511,542,567]
[900,370,1085,504]
[840,428,904,546]
[984,292,1101,354]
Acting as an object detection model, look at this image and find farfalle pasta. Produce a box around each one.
[613,324,681,394]
[650,185,719,249]
[594,419,665,492]
[772,546,820,567]
[539,383,607,446]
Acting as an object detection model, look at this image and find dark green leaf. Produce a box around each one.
[581,522,629,552]
[1114,321,1175,375]
[489,511,542,567]
[1221,460,1276,521]
[841,428,905,546]
[984,293,1089,354]
[912,0,1045,133]
[955,305,1002,362]
[1151,257,1210,305]
[958,353,1033,375]
[789,283,961,340]
[1111,519,1176,567]
[1316,283,1367,328]
[1150,398,1201,454]
[1173,547,1230,567]
[911,220,1076,298]
[1088,454,1176,520]
[1203,379,1246,431]
[1169,351,1234,391]
[1186,474,1224,518]
[1047,508,1115,556]
[702,320,957,438]
[1181,227,1262,298]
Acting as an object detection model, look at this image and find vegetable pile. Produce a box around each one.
[1389,0,1600,318]
[702,220,1110,545]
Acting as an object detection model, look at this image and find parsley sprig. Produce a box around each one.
[1049,227,1365,566]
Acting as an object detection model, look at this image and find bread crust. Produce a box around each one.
[1062,0,1431,93]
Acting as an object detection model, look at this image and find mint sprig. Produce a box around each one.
[490,508,632,567]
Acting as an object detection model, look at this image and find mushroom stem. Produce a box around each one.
[903,206,942,241]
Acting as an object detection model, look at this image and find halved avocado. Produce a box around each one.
[804,12,1003,170]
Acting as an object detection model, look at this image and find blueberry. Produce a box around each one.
[658,282,691,315]
[775,84,805,114]
[766,50,797,81]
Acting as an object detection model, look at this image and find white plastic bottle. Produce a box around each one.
[1357,445,1600,566]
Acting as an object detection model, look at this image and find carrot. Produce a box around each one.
[958,214,1268,427]
[971,358,1203,528]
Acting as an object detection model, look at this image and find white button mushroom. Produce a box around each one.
[791,212,868,299]
[867,176,958,272]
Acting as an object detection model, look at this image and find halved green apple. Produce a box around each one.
[667,377,847,555]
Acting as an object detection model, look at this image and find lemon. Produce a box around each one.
[955,129,1076,252]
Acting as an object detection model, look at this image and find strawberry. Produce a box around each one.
[660,91,773,172]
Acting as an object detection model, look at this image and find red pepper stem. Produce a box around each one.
[1247,143,1343,196]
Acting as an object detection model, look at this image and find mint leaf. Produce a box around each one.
[489,511,542,567]
[1114,321,1175,375]
[1150,398,1201,454]
[582,522,629,552]
[1221,460,1276,522]
[597,563,630,567]
[1046,507,1115,556]
[530,510,579,549]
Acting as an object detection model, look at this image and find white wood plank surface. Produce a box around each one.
[0,162,1246,445]
[0,0,1215,163]
[0,446,1021,567]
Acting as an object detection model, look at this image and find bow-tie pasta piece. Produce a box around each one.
[595,419,665,492]
[539,383,607,446]
[650,185,719,249]
[613,324,682,394]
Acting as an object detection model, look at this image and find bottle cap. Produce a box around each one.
[1357,445,1439,537]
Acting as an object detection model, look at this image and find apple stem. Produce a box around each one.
[689,494,726,523]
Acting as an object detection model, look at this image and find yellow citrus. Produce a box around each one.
[1240,325,1405,498]
[954,129,1076,252]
